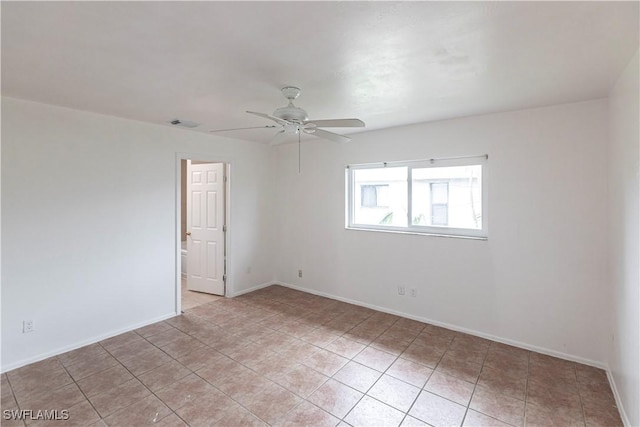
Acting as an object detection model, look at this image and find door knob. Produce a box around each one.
[186,232,191,236]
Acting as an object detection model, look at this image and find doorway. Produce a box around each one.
[177,156,231,313]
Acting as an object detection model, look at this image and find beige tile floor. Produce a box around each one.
[1,285,623,426]
[181,278,224,311]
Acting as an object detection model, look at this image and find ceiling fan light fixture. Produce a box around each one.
[283,123,300,135]
[301,122,316,134]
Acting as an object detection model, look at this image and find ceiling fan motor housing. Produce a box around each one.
[273,104,308,123]
[273,86,308,123]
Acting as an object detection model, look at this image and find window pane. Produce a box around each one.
[432,204,448,226]
[412,165,482,229]
[353,167,407,227]
[361,185,378,208]
[430,182,449,204]
[376,185,390,207]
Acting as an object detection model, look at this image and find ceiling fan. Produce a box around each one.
[211,86,365,145]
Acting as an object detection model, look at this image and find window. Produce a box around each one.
[361,184,389,208]
[430,182,449,226]
[346,156,487,238]
[351,166,407,227]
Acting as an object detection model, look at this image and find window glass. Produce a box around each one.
[353,167,407,227]
[361,184,389,208]
[411,165,482,230]
[430,182,449,226]
[347,157,486,238]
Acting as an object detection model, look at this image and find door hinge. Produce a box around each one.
[224,176,228,183]
[223,225,227,232]
[223,274,227,283]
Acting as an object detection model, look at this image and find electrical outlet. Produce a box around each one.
[23,320,34,333]
[397,286,405,296]
[298,269,303,278]
[410,288,418,298]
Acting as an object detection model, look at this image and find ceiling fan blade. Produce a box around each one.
[304,118,365,128]
[310,128,351,144]
[246,111,289,126]
[269,130,288,146]
[210,125,276,133]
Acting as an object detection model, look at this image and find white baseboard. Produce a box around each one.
[238,281,632,425]
[1,312,177,373]
[275,281,606,369]
[228,281,277,298]
[2,280,275,373]
[4,281,630,426]
[606,369,631,427]
[273,281,640,425]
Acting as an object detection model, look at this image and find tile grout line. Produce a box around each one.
[407,328,457,425]
[338,319,437,425]
[378,321,431,426]
[96,340,185,425]
[136,320,282,425]
[520,347,532,427]
[179,300,347,425]
[3,373,27,427]
[258,306,398,423]
[282,311,397,424]
[91,323,215,425]
[574,363,588,427]
[56,356,104,424]
[458,340,490,427]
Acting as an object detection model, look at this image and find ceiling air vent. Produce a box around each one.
[169,119,200,128]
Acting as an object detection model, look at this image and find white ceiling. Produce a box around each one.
[2,1,638,144]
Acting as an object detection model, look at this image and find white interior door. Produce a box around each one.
[186,161,225,295]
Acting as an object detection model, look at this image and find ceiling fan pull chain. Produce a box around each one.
[298,127,301,174]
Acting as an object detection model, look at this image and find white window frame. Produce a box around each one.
[346,155,488,239]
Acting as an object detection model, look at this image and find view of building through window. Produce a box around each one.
[353,167,408,227]
[412,165,482,229]
[348,158,485,237]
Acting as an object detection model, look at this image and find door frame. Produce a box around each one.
[175,152,233,314]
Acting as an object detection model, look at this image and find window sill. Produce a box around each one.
[345,226,488,241]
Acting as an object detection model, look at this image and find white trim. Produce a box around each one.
[175,153,233,314]
[274,281,606,369]
[1,312,176,373]
[346,154,489,170]
[345,226,488,241]
[228,281,277,298]
[607,370,631,427]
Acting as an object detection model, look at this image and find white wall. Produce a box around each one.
[273,99,609,365]
[607,50,639,427]
[1,97,275,371]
